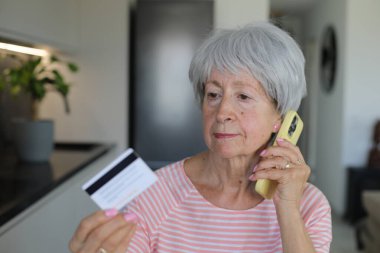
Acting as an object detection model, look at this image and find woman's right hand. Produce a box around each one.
[69,209,138,253]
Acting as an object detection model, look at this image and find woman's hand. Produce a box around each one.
[69,209,138,253]
[250,138,311,208]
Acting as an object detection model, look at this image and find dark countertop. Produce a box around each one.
[0,142,113,227]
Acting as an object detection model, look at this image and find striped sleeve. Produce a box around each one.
[301,184,332,253]
[125,163,181,252]
[126,197,150,252]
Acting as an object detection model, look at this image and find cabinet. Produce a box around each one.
[0,0,79,51]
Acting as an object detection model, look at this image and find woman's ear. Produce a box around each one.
[273,118,282,133]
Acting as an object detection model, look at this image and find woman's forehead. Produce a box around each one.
[206,69,264,92]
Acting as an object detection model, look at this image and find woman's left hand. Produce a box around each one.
[250,138,311,208]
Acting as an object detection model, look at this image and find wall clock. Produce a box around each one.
[320,26,337,93]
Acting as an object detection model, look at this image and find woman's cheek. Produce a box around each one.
[237,100,256,111]
[202,114,212,140]
[206,98,220,107]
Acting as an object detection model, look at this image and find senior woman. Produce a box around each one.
[70,22,332,253]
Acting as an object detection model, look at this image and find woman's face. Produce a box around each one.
[202,69,281,159]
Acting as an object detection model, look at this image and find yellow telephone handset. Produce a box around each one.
[255,110,303,199]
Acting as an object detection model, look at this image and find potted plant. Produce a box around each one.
[0,53,78,162]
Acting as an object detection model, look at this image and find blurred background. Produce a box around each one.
[1,0,380,252]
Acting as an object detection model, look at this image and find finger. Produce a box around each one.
[101,222,137,252]
[254,167,286,181]
[276,138,304,161]
[261,140,302,165]
[80,213,134,253]
[70,209,118,252]
[270,139,308,168]
[114,224,137,253]
[253,162,311,183]
[255,156,290,171]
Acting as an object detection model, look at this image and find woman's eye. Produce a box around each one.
[238,94,250,100]
[206,92,220,99]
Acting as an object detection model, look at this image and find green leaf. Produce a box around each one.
[32,57,42,68]
[53,70,64,83]
[0,78,5,91]
[57,83,69,96]
[10,70,20,84]
[20,68,31,86]
[32,80,46,100]
[67,63,79,73]
[50,55,60,63]
[38,66,46,74]
[10,85,21,95]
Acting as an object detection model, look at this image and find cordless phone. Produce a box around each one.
[255,110,303,199]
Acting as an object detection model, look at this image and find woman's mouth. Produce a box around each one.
[214,133,239,139]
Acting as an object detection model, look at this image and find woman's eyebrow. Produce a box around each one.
[205,80,221,87]
[205,80,263,94]
[234,81,250,87]
[234,81,260,91]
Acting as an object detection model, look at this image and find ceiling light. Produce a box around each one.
[0,42,49,57]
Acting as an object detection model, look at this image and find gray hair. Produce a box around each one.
[189,22,307,116]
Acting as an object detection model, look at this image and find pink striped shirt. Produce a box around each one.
[126,159,332,252]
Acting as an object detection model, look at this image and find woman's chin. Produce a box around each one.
[207,143,259,160]
[211,147,243,159]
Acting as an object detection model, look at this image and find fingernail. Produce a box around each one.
[105,208,118,217]
[277,138,284,143]
[124,212,138,222]
[252,165,258,173]
[248,174,256,181]
[260,150,267,156]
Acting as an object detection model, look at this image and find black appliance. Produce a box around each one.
[130,0,213,169]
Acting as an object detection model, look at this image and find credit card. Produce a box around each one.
[82,148,158,210]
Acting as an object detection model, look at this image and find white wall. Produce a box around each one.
[303,0,380,215]
[40,0,129,153]
[0,0,79,51]
[343,0,380,167]
[214,0,269,28]
[303,0,347,214]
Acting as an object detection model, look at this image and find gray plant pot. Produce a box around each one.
[13,119,54,162]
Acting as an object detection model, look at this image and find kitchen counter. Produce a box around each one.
[0,142,113,227]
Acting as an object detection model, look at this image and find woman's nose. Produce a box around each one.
[216,97,236,123]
